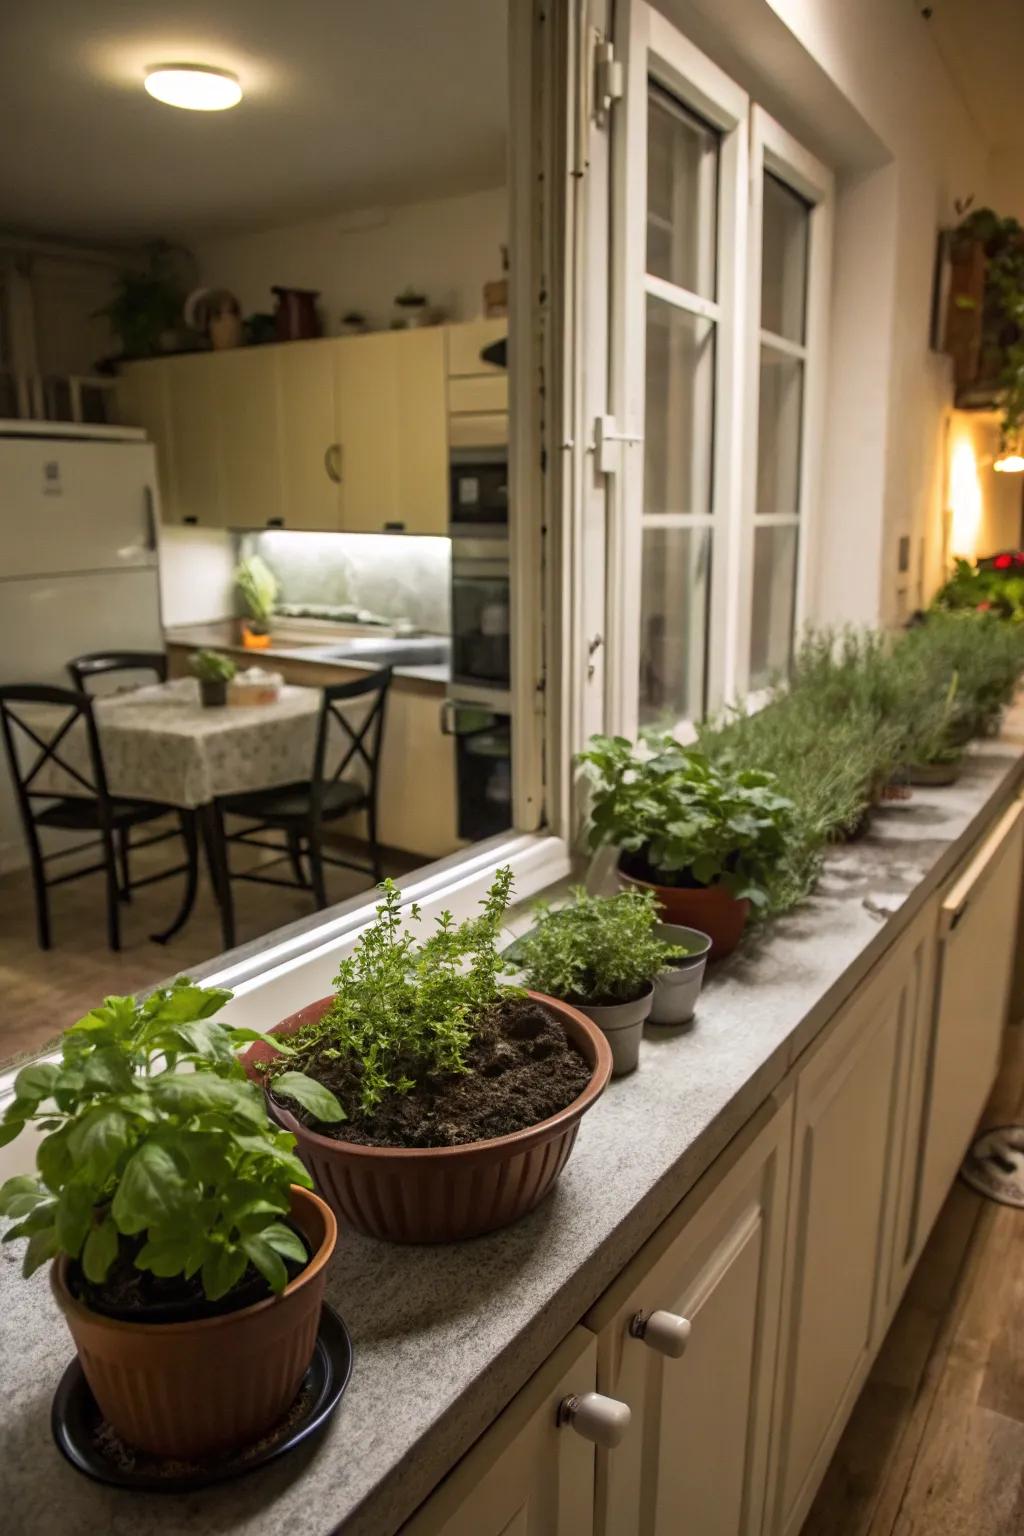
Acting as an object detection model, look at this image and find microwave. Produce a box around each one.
[450,454,508,533]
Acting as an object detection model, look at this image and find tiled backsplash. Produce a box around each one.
[242,529,451,633]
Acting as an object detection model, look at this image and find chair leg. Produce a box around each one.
[307,829,328,910]
[150,810,199,945]
[205,802,236,952]
[286,828,308,888]
[367,802,384,886]
[25,835,52,951]
[101,830,122,952]
[117,826,131,902]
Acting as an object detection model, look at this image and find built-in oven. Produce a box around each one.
[441,701,512,842]
[450,452,508,534]
[451,539,510,689]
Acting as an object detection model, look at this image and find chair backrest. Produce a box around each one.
[0,685,111,830]
[311,667,393,809]
[67,650,168,694]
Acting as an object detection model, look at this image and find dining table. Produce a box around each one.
[28,677,325,950]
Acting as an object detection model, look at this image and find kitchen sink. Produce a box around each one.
[312,638,450,668]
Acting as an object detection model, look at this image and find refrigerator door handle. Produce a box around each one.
[143,485,158,553]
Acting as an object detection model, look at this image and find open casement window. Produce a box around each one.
[608,1,749,739]
[739,107,833,694]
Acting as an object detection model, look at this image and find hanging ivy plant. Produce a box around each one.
[953,204,1024,448]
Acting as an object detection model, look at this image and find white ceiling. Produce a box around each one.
[927,0,1024,153]
[1,0,507,244]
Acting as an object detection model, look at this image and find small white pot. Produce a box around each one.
[649,924,712,1026]
[574,984,654,1077]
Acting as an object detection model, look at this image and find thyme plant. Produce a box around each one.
[513,887,684,1007]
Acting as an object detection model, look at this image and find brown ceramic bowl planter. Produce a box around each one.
[244,992,613,1244]
[618,865,749,958]
[50,1185,337,1461]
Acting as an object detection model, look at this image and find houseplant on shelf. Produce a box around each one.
[189,647,236,707]
[244,868,613,1243]
[509,887,692,1075]
[235,554,279,648]
[578,734,797,956]
[0,979,336,1460]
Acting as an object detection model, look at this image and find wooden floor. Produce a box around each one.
[803,1026,1024,1536]
[0,822,416,1066]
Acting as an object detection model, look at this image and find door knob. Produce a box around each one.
[629,1309,691,1359]
[557,1392,631,1448]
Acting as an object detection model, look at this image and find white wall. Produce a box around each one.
[190,185,507,335]
[158,525,238,626]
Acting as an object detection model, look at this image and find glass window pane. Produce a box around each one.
[639,526,711,725]
[645,298,715,517]
[750,524,799,687]
[756,347,803,516]
[647,83,719,299]
[761,173,809,343]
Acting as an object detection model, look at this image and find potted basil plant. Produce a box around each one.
[510,887,685,1075]
[578,734,797,956]
[189,647,236,707]
[0,979,335,1461]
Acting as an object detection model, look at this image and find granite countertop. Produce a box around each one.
[165,622,451,688]
[4,720,1024,1535]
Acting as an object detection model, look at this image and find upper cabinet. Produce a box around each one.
[114,322,489,534]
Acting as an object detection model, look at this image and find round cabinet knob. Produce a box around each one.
[557,1392,631,1449]
[629,1309,691,1359]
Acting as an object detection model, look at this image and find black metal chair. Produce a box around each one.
[67,650,168,693]
[0,685,197,952]
[210,668,392,950]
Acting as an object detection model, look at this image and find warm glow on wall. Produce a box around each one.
[948,436,983,560]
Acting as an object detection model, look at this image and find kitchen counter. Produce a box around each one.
[4,721,1024,1535]
[164,622,451,688]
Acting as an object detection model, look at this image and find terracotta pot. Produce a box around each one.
[618,866,749,958]
[50,1185,336,1460]
[244,992,612,1244]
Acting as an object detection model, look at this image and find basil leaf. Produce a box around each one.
[240,1234,287,1294]
[111,1143,186,1234]
[81,1217,119,1283]
[272,1072,345,1123]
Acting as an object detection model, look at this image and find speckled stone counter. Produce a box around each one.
[4,722,1024,1536]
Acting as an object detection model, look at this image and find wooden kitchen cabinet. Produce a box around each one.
[217,347,283,530]
[913,798,1024,1246]
[401,1328,602,1536]
[164,352,225,526]
[586,1096,792,1536]
[114,361,176,515]
[275,338,338,530]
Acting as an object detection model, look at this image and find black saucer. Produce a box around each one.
[51,1302,352,1492]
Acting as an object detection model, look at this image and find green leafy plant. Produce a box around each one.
[932,556,1024,622]
[235,554,279,634]
[512,887,684,1006]
[953,206,1024,450]
[96,244,185,359]
[577,735,797,909]
[0,980,311,1301]
[272,868,519,1119]
[188,648,236,683]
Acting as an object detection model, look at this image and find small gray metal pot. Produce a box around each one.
[574,984,654,1076]
[649,923,712,1025]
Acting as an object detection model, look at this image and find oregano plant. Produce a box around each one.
[512,887,684,1006]
[0,979,313,1301]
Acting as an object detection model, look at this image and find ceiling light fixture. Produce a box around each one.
[993,452,1024,474]
[144,64,242,112]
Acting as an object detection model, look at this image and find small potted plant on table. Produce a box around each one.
[245,868,613,1243]
[578,734,796,956]
[189,647,236,707]
[0,979,336,1461]
[510,887,686,1075]
[235,554,279,649]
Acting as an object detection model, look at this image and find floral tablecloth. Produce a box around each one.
[26,680,322,809]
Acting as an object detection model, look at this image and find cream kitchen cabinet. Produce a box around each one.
[913,798,1024,1246]
[586,1096,792,1536]
[164,351,226,525]
[402,1328,618,1536]
[113,360,175,513]
[274,338,339,530]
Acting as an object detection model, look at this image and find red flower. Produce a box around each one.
[978,600,992,610]
[994,554,1013,569]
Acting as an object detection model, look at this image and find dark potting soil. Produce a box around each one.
[277,996,592,1149]
[69,1227,310,1325]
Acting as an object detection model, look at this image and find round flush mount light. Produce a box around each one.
[144,64,242,111]
[994,453,1024,474]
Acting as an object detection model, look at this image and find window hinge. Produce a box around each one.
[592,415,642,475]
[593,38,623,127]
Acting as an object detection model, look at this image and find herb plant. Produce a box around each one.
[577,735,796,909]
[272,868,518,1120]
[952,206,1024,451]
[96,243,185,358]
[235,554,279,634]
[512,887,683,1007]
[0,980,311,1301]
[189,648,236,683]
[933,556,1024,622]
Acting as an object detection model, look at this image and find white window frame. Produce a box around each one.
[737,107,834,699]
[607,0,750,740]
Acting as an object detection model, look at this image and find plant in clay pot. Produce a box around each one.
[509,887,686,1075]
[188,647,236,707]
[0,979,336,1461]
[235,554,279,647]
[246,868,613,1243]
[577,735,796,956]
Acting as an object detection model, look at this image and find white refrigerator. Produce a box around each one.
[0,423,164,870]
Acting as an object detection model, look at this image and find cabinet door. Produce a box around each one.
[114,364,177,520]
[766,931,922,1536]
[447,319,508,376]
[217,348,283,529]
[333,332,401,532]
[914,799,1024,1243]
[276,339,339,530]
[165,353,224,526]
[587,1097,792,1536]
[396,327,448,534]
[401,1328,601,1536]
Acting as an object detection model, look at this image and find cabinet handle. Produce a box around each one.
[324,443,343,483]
[629,1309,691,1359]
[557,1392,631,1449]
